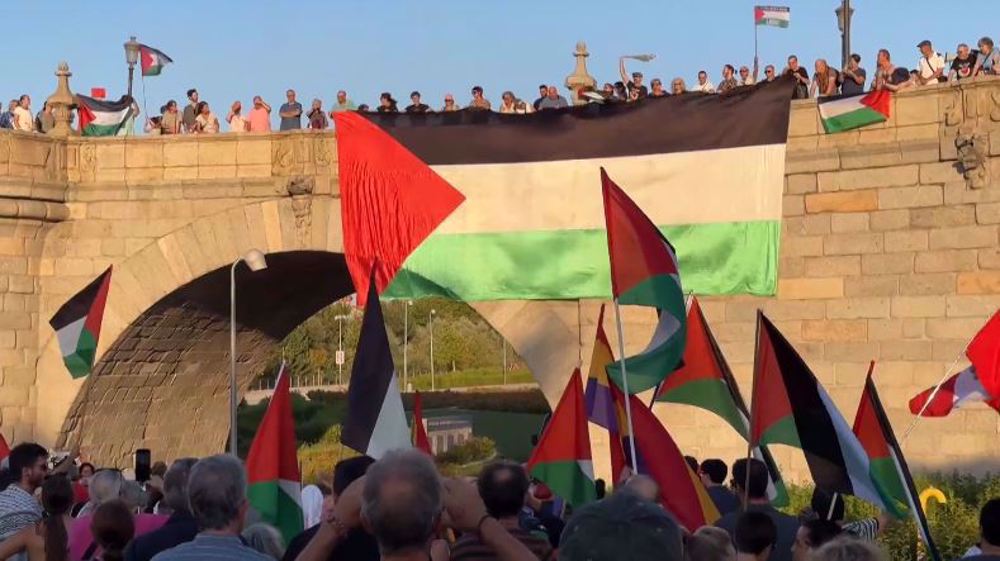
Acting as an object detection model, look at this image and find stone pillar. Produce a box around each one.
[45,62,76,138]
[565,42,597,105]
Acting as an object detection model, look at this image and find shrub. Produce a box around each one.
[437,436,497,466]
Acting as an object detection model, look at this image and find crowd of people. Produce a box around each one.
[2,37,1000,137]
[1,441,998,561]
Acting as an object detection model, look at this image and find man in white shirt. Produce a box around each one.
[916,40,945,85]
[12,95,34,132]
[695,70,716,93]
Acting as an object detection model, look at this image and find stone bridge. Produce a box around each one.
[2,69,1000,479]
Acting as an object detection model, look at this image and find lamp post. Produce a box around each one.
[123,36,140,100]
[835,0,854,70]
[230,249,268,456]
[429,309,437,391]
[403,301,413,392]
[335,314,349,385]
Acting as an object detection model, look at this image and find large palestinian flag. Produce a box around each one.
[49,266,112,378]
[527,368,597,508]
[654,296,788,505]
[750,312,889,510]
[246,363,303,544]
[818,91,891,134]
[76,95,134,137]
[334,78,793,303]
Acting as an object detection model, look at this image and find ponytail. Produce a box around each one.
[40,475,73,561]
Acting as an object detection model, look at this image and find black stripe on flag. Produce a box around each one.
[358,76,795,165]
[760,314,855,495]
[341,267,397,456]
[49,266,113,330]
[75,94,133,113]
[864,374,942,561]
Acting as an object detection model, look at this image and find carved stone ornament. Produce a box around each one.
[79,143,97,181]
[955,133,990,189]
[287,176,314,244]
[944,91,963,127]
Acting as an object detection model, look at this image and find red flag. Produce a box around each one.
[967,311,1000,399]
[332,112,465,305]
[0,433,9,461]
[412,391,433,455]
[908,366,1000,417]
[609,429,628,485]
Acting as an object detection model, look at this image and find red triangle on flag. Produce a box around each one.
[754,7,765,21]
[246,364,300,484]
[333,112,465,306]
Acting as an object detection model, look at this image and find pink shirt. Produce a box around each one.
[69,512,167,560]
[248,107,271,132]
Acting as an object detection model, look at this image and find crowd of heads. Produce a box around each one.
[3,441,1000,561]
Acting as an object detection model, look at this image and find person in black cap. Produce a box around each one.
[404,91,430,113]
[916,40,945,85]
[559,491,684,561]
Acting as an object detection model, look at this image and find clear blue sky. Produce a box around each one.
[3,1,992,119]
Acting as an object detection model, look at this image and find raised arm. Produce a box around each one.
[295,476,365,561]
[0,526,30,559]
[443,479,537,561]
[619,57,629,84]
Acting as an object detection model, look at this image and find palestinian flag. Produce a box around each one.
[49,266,112,378]
[749,312,889,510]
[854,366,942,561]
[334,78,793,303]
[610,381,720,531]
[654,296,788,506]
[341,266,411,458]
[755,5,790,27]
[818,91,891,134]
[908,365,1000,417]
[527,368,597,508]
[602,168,686,394]
[246,363,303,545]
[412,391,433,455]
[584,304,618,431]
[139,44,173,76]
[76,95,134,137]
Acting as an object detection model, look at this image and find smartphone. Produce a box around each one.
[135,449,152,483]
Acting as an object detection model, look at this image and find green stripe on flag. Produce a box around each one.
[660,379,747,435]
[822,107,887,133]
[757,18,789,27]
[83,122,128,137]
[385,220,779,301]
[529,460,596,508]
[248,480,304,544]
[870,457,909,520]
[65,329,97,378]
[760,415,801,448]
[618,274,685,316]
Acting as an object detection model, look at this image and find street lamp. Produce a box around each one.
[334,314,350,385]
[230,249,268,456]
[123,36,140,100]
[429,309,437,391]
[403,301,413,392]
[835,0,854,70]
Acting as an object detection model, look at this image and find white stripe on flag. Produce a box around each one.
[817,384,886,510]
[366,372,412,459]
[818,95,869,120]
[278,479,302,507]
[56,317,86,358]
[954,366,989,408]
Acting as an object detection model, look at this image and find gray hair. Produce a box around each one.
[120,480,147,512]
[89,469,125,505]
[163,458,198,513]
[361,449,442,554]
[242,523,285,560]
[622,474,660,503]
[814,537,887,561]
[188,454,247,530]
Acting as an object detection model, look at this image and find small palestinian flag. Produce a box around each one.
[49,266,112,378]
[139,44,173,76]
[754,5,790,27]
[76,95,134,137]
[818,91,892,133]
[246,363,304,544]
[527,369,597,508]
[602,168,686,394]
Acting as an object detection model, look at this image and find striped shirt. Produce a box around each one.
[844,518,880,541]
[0,485,42,561]
[150,533,273,561]
[450,525,553,561]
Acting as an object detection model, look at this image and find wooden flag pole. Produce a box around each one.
[612,298,639,474]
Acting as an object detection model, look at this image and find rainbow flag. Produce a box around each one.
[584,304,618,431]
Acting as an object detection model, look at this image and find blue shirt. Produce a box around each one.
[279,102,303,130]
[151,533,273,561]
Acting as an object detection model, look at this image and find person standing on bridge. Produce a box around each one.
[248,96,271,133]
[182,90,199,133]
[279,90,303,131]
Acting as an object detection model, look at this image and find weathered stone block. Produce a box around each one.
[846,275,900,296]
[803,256,860,277]
[980,248,1000,270]
[802,319,867,341]
[817,165,918,192]
[891,295,946,318]
[783,215,831,236]
[824,342,879,362]
[779,256,805,277]
[788,105,818,136]
[945,295,1000,317]
[806,191,879,213]
[895,94,940,126]
[785,174,817,194]
[899,273,956,295]
[926,317,991,339]
[162,141,199,167]
[928,225,998,249]
[884,230,928,252]
[956,271,1000,294]
[830,213,870,233]
[977,202,1000,224]
[877,185,943,209]
[824,233,884,255]
[781,236,824,257]
[910,206,976,228]
[786,150,840,174]
[760,300,827,320]
[777,278,843,299]
[94,143,125,169]
[826,297,891,319]
[235,139,272,165]
[919,162,962,184]
[783,195,804,216]
[867,319,903,340]
[125,143,163,168]
[914,249,978,273]
[895,124,940,142]
[198,140,238,166]
[869,209,910,231]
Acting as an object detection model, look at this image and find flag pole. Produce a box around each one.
[901,345,968,443]
[743,311,763,510]
[612,298,639,474]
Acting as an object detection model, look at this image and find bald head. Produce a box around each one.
[362,449,442,555]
